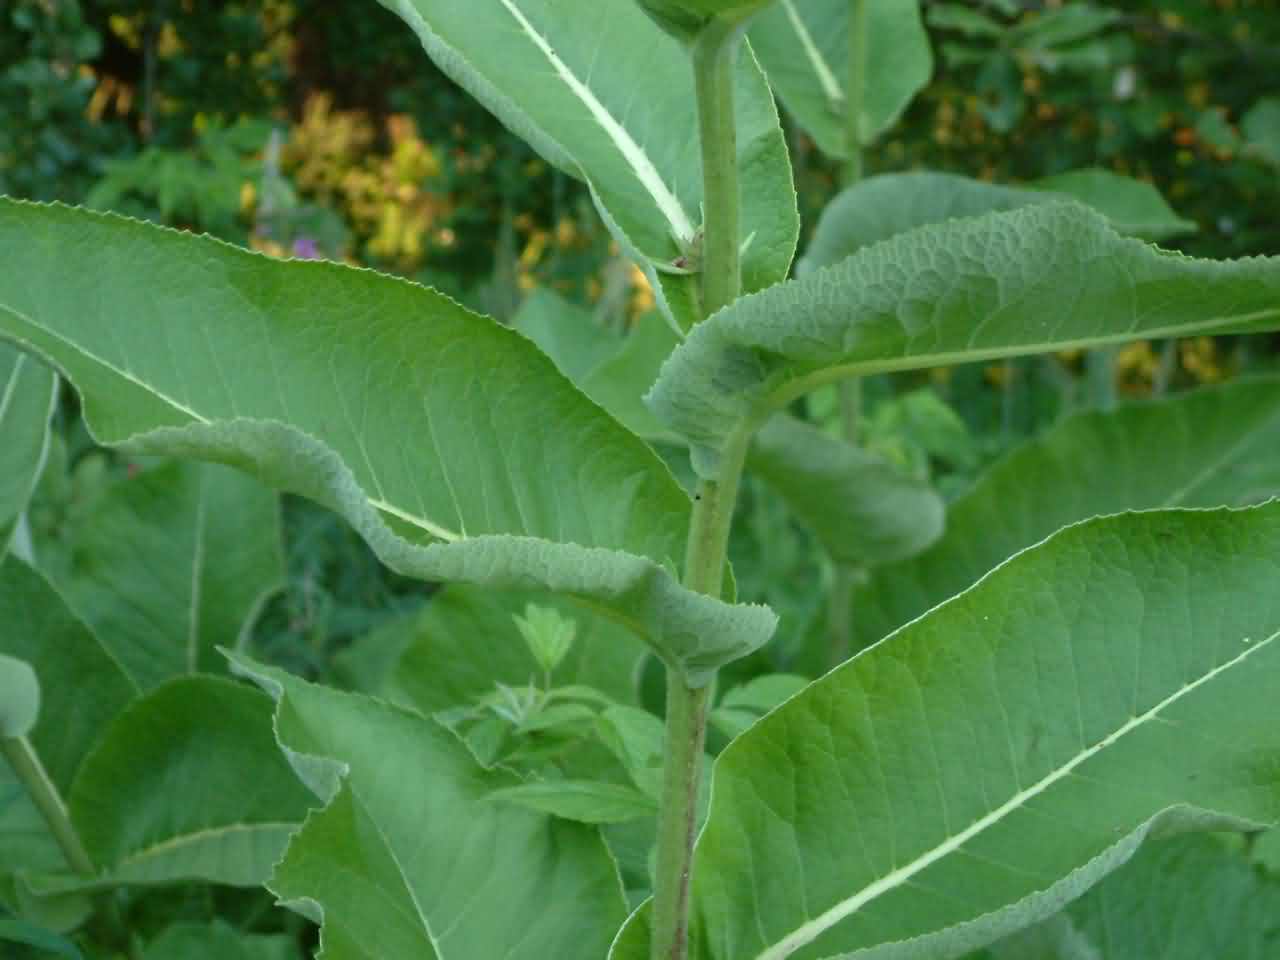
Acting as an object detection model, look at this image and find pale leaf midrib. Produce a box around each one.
[780,0,843,105]
[116,820,297,869]
[2,306,463,543]
[0,351,26,426]
[493,0,695,244]
[753,626,1280,960]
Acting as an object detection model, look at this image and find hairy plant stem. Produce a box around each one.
[1,735,94,875]
[650,20,747,960]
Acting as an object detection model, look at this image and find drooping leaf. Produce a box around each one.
[377,0,798,329]
[43,460,282,691]
[0,554,135,793]
[855,378,1280,648]
[0,656,38,739]
[0,345,55,556]
[0,200,775,682]
[749,0,933,156]
[230,654,629,960]
[142,921,301,960]
[1064,834,1280,960]
[1030,168,1197,240]
[0,916,85,960]
[64,676,314,887]
[801,171,1191,272]
[649,202,1280,478]
[747,414,943,566]
[611,504,1280,959]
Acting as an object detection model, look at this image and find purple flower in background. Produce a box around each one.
[292,235,320,259]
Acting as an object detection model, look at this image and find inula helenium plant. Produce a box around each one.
[2,2,1280,959]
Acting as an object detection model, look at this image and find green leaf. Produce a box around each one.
[0,915,85,960]
[747,415,943,566]
[64,676,314,886]
[43,460,281,691]
[0,555,135,794]
[512,288,620,382]
[1062,834,1280,960]
[749,0,933,156]
[0,346,55,556]
[377,0,797,328]
[650,202,1280,479]
[0,656,38,739]
[801,171,1191,272]
[0,200,775,682]
[612,504,1280,959]
[488,779,657,824]
[927,5,1007,38]
[230,654,629,960]
[578,313,683,443]
[1242,97,1280,167]
[855,378,1280,649]
[1031,168,1197,240]
[142,921,300,960]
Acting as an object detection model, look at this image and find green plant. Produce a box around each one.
[2,2,1280,960]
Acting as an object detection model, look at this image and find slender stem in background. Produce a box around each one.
[1088,344,1119,411]
[651,21,747,960]
[0,736,94,875]
[830,0,869,667]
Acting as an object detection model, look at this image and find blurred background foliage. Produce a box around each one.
[4,0,1280,668]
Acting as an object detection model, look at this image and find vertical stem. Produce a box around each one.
[692,21,742,320]
[651,22,747,960]
[843,0,868,186]
[1,736,94,875]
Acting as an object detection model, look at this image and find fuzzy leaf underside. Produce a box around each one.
[855,377,1280,648]
[231,655,629,960]
[800,170,1194,273]
[650,202,1280,477]
[611,504,1280,960]
[0,200,775,681]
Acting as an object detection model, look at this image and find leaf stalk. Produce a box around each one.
[1,735,95,875]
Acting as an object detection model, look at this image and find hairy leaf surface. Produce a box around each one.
[749,0,932,156]
[650,202,1280,477]
[231,655,629,960]
[612,505,1280,959]
[0,200,775,681]
[856,378,1280,647]
[800,171,1193,273]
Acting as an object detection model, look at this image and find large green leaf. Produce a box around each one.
[801,171,1193,273]
[649,202,1280,478]
[230,654,629,960]
[377,0,798,328]
[0,345,55,555]
[63,676,314,887]
[612,504,1280,959]
[0,200,775,682]
[0,555,135,794]
[749,0,932,156]
[44,460,281,691]
[747,415,942,566]
[855,378,1280,648]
